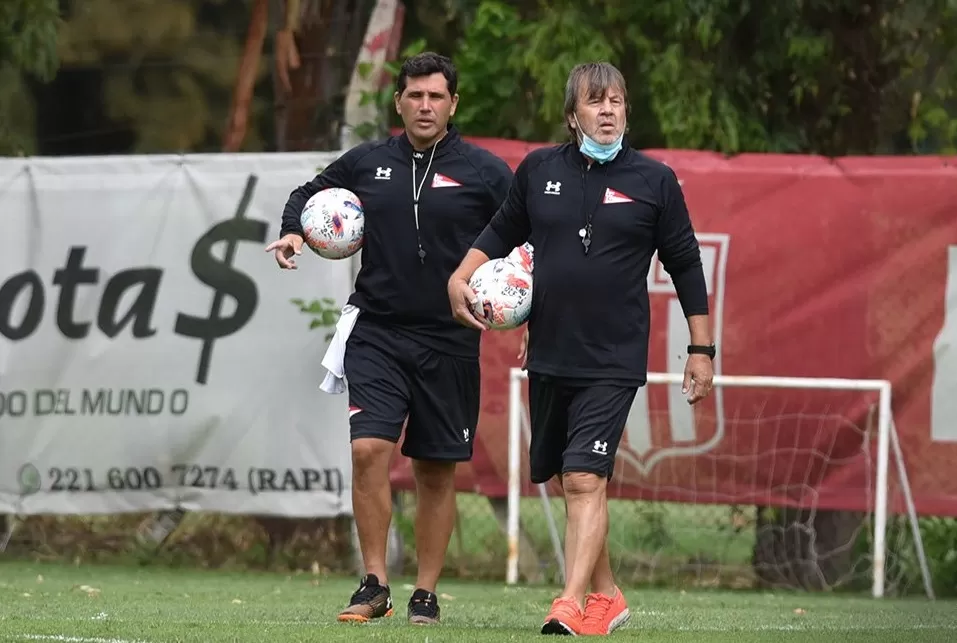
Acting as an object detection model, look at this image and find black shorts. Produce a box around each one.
[527,374,639,483]
[343,318,480,461]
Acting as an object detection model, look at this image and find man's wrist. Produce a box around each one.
[451,250,490,285]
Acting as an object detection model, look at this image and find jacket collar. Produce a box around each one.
[396,123,461,159]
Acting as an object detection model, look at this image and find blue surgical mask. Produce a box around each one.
[575,115,622,164]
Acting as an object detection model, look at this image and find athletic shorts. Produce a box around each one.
[527,373,639,483]
[343,318,480,461]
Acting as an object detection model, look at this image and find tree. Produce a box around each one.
[0,0,60,155]
[270,0,378,151]
[51,0,256,154]
[446,0,957,155]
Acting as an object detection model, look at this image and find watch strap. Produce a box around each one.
[688,344,716,359]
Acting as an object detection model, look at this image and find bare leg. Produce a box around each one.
[558,472,609,608]
[558,474,615,596]
[412,459,458,593]
[557,476,578,598]
[590,538,616,596]
[351,437,395,584]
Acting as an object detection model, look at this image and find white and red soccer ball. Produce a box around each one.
[469,256,533,330]
[300,187,364,260]
[506,242,534,274]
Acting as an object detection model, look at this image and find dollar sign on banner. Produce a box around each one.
[175,174,269,384]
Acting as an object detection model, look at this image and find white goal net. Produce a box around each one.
[506,368,933,598]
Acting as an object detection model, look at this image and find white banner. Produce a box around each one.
[0,152,356,518]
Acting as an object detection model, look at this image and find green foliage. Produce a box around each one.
[0,0,60,155]
[56,0,260,153]
[0,0,60,81]
[442,0,957,154]
[847,514,957,597]
[0,63,38,156]
[899,517,957,597]
[3,0,954,157]
[290,297,341,343]
[351,38,429,142]
[452,1,555,141]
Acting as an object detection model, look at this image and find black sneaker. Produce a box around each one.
[337,574,394,623]
[407,588,440,625]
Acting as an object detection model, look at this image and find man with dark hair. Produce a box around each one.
[448,61,715,636]
[266,51,513,625]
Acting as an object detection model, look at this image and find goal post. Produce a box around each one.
[505,367,933,599]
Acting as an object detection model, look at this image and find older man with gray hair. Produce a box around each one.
[448,61,714,635]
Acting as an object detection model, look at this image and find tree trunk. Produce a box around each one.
[275,0,377,151]
[223,0,270,152]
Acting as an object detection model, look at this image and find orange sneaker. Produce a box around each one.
[541,596,585,635]
[582,587,630,635]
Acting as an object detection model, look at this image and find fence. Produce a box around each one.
[2,139,957,597]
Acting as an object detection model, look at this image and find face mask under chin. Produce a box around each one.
[574,114,622,164]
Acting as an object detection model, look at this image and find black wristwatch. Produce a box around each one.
[688,343,716,360]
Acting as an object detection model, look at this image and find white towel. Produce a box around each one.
[320,304,361,394]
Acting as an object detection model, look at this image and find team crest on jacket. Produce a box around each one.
[431,173,462,188]
[602,188,633,204]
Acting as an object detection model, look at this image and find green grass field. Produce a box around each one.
[1,560,954,642]
[0,496,761,587]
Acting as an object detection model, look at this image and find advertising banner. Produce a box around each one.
[4,142,957,521]
[0,153,355,517]
[390,140,957,518]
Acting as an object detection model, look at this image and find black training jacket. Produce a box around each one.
[281,125,513,358]
[472,139,709,383]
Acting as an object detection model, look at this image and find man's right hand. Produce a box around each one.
[265,233,304,269]
[448,277,488,331]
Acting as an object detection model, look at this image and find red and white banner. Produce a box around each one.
[390,138,957,518]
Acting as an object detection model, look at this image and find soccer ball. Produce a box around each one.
[300,187,364,259]
[506,242,534,274]
[468,258,533,330]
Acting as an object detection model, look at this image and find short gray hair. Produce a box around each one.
[563,62,628,139]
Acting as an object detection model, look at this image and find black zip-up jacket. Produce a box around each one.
[281,125,513,358]
[472,139,709,383]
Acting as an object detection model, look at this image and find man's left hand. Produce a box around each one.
[682,354,714,405]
